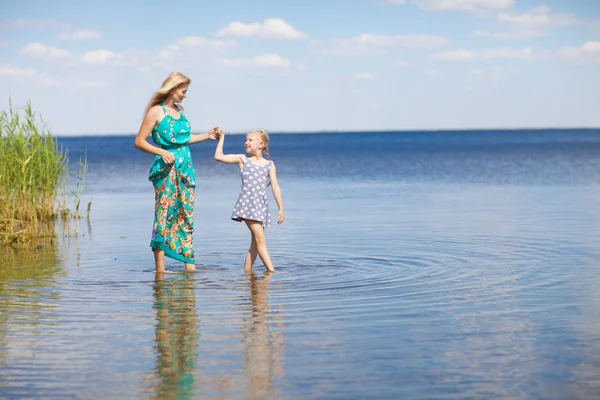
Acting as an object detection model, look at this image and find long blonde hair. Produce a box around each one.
[248,129,270,160]
[145,72,191,114]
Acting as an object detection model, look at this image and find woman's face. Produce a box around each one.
[172,84,189,103]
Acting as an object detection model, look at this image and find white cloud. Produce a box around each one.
[471,66,518,79]
[412,0,514,13]
[59,29,101,40]
[482,48,532,59]
[21,43,70,59]
[396,60,410,67]
[354,72,377,79]
[474,29,543,38]
[0,64,59,86]
[479,6,580,38]
[557,41,600,62]
[0,18,70,30]
[0,65,36,77]
[383,0,407,4]
[434,49,475,60]
[81,49,124,65]
[216,18,306,40]
[320,33,448,56]
[42,76,60,86]
[582,41,600,53]
[158,36,236,60]
[432,47,533,60]
[0,41,7,47]
[75,80,106,88]
[497,5,578,27]
[220,54,291,68]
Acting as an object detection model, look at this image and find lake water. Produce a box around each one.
[2,130,600,399]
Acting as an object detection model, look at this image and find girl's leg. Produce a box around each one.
[245,220,275,272]
[244,235,258,271]
[154,248,165,273]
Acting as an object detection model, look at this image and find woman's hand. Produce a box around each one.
[277,209,285,224]
[161,150,174,164]
[209,126,222,140]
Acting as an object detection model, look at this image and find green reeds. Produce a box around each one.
[0,99,87,244]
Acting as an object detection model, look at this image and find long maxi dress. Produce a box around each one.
[148,103,196,264]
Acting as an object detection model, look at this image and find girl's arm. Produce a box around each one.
[134,106,174,164]
[214,133,244,168]
[269,164,285,224]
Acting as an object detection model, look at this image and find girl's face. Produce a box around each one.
[172,84,188,103]
[244,134,264,154]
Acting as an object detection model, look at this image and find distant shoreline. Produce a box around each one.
[55,127,600,138]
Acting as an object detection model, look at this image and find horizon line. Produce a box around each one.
[54,126,600,138]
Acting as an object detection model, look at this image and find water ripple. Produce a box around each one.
[2,187,600,399]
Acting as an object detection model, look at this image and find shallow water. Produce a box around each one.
[2,131,600,399]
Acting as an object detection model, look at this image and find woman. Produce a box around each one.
[134,72,219,273]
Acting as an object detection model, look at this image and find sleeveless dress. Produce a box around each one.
[231,156,273,228]
[148,103,196,264]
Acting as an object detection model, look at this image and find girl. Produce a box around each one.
[134,71,220,273]
[214,129,285,272]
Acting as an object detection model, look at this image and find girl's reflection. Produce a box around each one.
[241,271,285,398]
[148,272,199,399]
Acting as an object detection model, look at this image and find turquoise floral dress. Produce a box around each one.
[149,103,196,264]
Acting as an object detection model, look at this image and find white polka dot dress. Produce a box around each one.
[231,157,273,227]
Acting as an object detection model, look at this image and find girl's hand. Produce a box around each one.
[277,209,285,224]
[161,150,174,164]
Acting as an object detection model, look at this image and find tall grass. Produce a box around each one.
[0,99,87,244]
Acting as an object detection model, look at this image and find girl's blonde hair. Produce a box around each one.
[248,129,270,159]
[145,72,191,114]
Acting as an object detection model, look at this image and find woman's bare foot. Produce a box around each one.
[184,263,196,272]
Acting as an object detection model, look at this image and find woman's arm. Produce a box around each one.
[214,133,244,167]
[176,104,218,145]
[134,107,174,164]
[269,164,285,224]
[188,130,218,144]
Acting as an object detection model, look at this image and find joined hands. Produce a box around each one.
[210,126,224,140]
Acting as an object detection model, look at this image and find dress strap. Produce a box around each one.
[159,102,168,115]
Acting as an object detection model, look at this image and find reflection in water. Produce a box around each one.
[241,271,285,399]
[0,244,65,390]
[142,271,285,399]
[144,273,199,399]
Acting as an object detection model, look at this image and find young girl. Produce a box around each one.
[214,129,284,272]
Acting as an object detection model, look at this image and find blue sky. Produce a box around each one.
[1,0,599,135]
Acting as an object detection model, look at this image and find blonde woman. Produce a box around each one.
[134,72,219,273]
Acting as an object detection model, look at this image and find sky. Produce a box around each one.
[1,0,599,135]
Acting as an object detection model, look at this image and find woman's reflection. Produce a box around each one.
[146,272,199,399]
[241,271,285,399]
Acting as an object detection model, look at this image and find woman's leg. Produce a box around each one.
[154,248,165,273]
[245,220,275,272]
[184,262,196,272]
[244,235,258,271]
